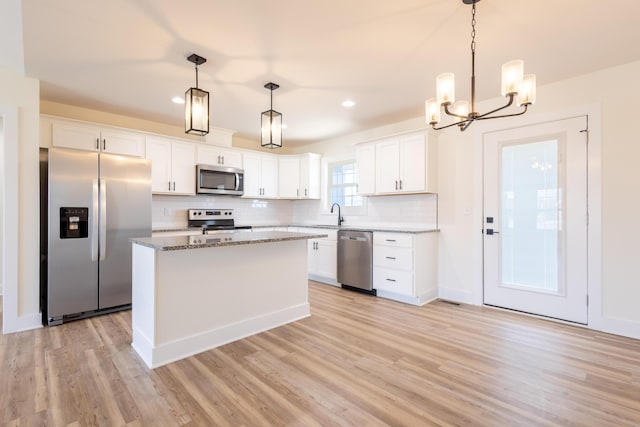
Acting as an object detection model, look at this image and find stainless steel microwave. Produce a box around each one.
[196,164,244,196]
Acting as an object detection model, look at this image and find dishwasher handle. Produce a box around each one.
[340,235,367,242]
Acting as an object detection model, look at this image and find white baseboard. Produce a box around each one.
[376,288,438,306]
[438,287,478,305]
[3,312,42,334]
[309,275,340,286]
[133,303,310,369]
[596,316,640,340]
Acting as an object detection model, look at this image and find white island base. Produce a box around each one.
[131,235,314,369]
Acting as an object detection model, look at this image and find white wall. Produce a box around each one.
[0,0,42,333]
[0,119,4,295]
[0,67,41,332]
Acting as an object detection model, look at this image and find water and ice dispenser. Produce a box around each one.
[59,207,88,239]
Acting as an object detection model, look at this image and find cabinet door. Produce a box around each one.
[278,156,300,198]
[242,153,263,197]
[356,143,376,195]
[398,132,426,193]
[145,138,173,194]
[261,155,279,198]
[196,145,222,166]
[316,239,337,280]
[219,149,243,168]
[300,154,321,199]
[101,129,145,157]
[307,240,318,275]
[170,142,196,195]
[375,138,400,194]
[52,122,101,152]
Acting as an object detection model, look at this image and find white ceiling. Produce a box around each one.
[22,0,640,145]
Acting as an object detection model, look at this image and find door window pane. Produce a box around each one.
[501,140,561,292]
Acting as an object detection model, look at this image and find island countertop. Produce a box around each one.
[131,231,328,251]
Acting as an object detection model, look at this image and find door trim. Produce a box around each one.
[472,103,602,330]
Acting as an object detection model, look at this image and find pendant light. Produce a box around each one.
[261,82,282,149]
[425,0,536,131]
[185,53,209,136]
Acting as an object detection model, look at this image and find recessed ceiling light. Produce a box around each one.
[342,99,356,108]
[172,96,185,104]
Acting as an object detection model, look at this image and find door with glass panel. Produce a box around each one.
[483,117,588,324]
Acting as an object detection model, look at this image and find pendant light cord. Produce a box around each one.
[470,1,477,115]
[195,64,199,89]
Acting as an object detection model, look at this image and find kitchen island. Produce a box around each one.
[130,231,327,369]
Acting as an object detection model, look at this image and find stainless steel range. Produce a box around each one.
[188,209,252,234]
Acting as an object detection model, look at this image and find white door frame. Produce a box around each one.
[1,104,21,333]
[472,103,602,329]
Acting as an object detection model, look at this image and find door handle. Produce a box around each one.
[91,179,99,261]
[99,179,107,260]
[486,229,500,235]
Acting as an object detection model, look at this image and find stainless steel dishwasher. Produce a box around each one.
[337,230,375,294]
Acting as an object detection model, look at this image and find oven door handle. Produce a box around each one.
[235,173,240,191]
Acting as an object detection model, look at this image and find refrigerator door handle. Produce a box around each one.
[99,179,107,261]
[92,179,99,261]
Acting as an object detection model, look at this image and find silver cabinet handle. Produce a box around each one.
[305,188,308,196]
[102,139,106,150]
[297,189,299,197]
[399,180,402,190]
[221,156,225,165]
[385,256,396,260]
[395,180,398,190]
[385,239,396,242]
[386,278,396,282]
[95,138,100,150]
[172,181,176,191]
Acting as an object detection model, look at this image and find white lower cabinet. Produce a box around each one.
[373,231,438,305]
[293,227,338,285]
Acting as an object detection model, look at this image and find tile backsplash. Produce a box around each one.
[153,193,438,230]
[152,195,293,229]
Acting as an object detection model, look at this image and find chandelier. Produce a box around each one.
[425,0,536,131]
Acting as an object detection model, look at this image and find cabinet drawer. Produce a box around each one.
[374,232,413,248]
[373,246,412,270]
[373,267,413,295]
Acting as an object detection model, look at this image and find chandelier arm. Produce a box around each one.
[472,93,516,120]
[476,104,529,121]
[442,103,471,120]
[432,119,473,131]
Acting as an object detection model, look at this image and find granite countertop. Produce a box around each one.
[132,231,329,251]
[152,224,440,235]
[252,224,440,234]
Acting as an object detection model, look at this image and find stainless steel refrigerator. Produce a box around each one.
[43,147,151,326]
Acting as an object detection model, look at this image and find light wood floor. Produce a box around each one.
[1,283,640,426]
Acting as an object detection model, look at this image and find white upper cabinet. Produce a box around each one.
[146,137,196,195]
[278,153,321,199]
[278,156,300,198]
[51,119,145,157]
[243,152,278,198]
[299,153,321,199]
[355,143,376,195]
[365,130,438,196]
[196,145,243,169]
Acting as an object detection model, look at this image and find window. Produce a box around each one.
[328,160,362,207]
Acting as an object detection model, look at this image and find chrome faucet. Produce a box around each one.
[330,203,344,226]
